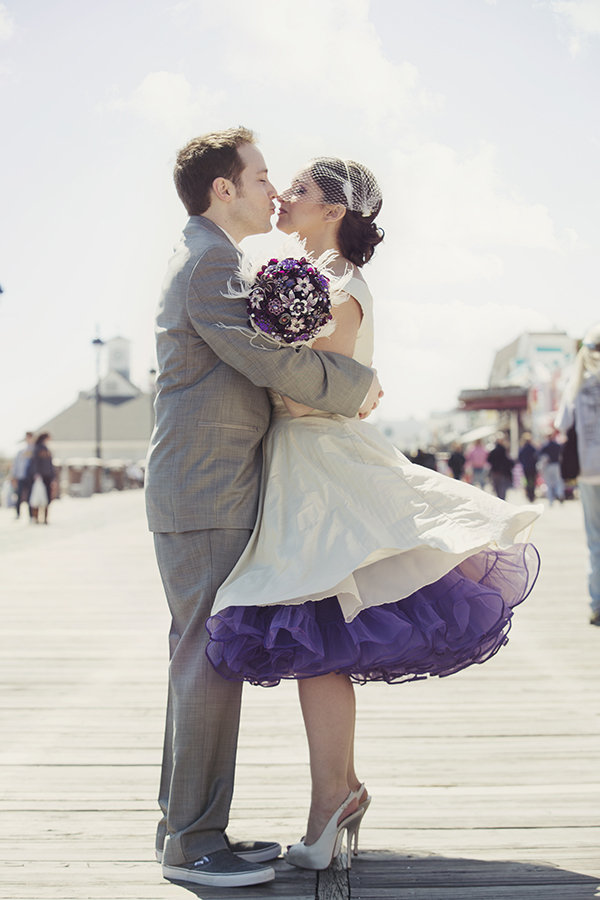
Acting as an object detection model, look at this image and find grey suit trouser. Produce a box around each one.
[153,528,251,865]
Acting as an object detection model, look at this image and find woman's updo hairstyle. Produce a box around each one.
[308,157,384,267]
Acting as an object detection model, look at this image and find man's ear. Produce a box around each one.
[212,177,234,203]
[323,203,346,223]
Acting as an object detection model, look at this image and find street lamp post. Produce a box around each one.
[92,336,105,492]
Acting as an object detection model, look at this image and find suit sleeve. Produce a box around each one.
[185,243,373,418]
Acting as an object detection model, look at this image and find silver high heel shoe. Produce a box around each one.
[347,783,371,860]
[285,791,363,871]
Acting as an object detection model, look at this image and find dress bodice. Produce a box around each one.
[270,274,374,419]
[343,274,374,368]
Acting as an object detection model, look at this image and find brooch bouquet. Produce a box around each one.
[247,256,332,344]
[223,241,346,347]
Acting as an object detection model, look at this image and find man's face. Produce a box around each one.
[231,143,277,238]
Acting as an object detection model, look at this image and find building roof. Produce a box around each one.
[38,390,155,441]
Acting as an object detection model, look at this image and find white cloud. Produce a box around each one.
[166,0,565,290]
[0,3,15,40]
[199,0,441,127]
[110,4,567,297]
[381,139,562,286]
[550,0,600,55]
[109,71,226,137]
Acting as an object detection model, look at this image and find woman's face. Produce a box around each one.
[277,170,329,239]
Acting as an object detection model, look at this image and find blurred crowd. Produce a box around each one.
[408,321,600,626]
[409,429,569,506]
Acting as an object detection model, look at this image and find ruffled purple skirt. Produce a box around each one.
[206,543,540,687]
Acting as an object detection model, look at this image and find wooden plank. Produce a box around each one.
[1,491,600,899]
[350,852,600,897]
[0,859,314,900]
[317,854,350,899]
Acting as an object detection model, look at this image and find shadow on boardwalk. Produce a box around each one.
[166,851,600,899]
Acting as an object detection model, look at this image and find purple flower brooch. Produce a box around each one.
[247,257,332,345]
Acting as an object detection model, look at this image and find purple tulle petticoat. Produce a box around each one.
[205,543,540,687]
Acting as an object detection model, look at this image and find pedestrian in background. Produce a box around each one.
[556,322,600,626]
[487,434,514,501]
[538,431,565,506]
[465,438,488,489]
[448,442,466,480]
[518,432,539,503]
[412,447,437,471]
[10,431,34,519]
[28,433,56,524]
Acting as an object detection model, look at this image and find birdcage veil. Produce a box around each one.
[307,157,382,218]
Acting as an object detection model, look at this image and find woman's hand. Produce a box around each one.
[358,370,383,419]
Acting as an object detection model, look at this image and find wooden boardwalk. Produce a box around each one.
[0,488,599,899]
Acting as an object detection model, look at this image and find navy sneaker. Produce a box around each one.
[162,848,275,887]
[226,836,282,862]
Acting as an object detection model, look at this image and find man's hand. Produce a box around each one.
[358,370,384,419]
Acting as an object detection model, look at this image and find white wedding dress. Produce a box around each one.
[206,276,541,686]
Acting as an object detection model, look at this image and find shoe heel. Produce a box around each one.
[350,784,371,858]
[343,808,365,865]
[351,818,360,856]
[286,790,359,871]
[332,828,346,866]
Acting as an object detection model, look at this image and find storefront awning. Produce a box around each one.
[458,386,528,411]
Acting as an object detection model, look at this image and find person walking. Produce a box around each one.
[487,434,514,501]
[28,433,56,524]
[144,128,382,889]
[555,322,600,625]
[448,442,466,480]
[465,438,488,489]
[10,432,34,519]
[538,431,565,506]
[518,432,539,503]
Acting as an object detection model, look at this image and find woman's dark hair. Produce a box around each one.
[174,126,255,215]
[309,158,384,268]
[35,432,49,445]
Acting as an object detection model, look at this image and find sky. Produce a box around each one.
[1,0,598,456]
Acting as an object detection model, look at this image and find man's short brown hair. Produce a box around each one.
[173,126,255,215]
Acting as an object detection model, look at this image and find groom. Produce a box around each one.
[145,126,382,888]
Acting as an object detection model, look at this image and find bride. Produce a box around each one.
[206,156,540,870]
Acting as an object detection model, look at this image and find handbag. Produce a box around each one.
[30,477,49,507]
[560,424,580,480]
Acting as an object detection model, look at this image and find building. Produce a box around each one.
[36,337,155,465]
[37,390,154,464]
[459,331,577,451]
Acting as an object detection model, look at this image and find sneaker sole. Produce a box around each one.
[162,863,275,887]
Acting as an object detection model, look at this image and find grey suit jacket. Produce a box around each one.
[145,216,373,533]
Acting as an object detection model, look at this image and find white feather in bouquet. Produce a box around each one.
[223,233,351,347]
